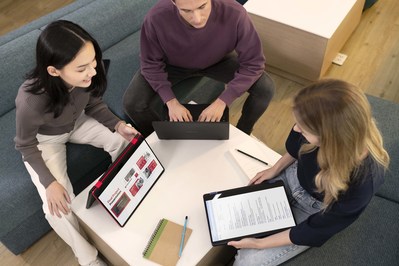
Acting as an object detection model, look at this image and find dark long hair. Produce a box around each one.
[26,20,107,117]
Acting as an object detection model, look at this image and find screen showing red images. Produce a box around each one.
[98,140,164,226]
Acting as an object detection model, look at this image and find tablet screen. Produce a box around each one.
[97,138,164,226]
[203,180,296,245]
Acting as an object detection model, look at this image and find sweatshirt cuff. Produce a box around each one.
[42,175,56,189]
[157,87,176,104]
[219,91,236,106]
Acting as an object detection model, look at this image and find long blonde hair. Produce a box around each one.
[292,79,389,207]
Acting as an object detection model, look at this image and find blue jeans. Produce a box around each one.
[233,162,323,266]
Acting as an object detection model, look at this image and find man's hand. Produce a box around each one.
[166,98,193,122]
[198,98,226,122]
[46,181,71,218]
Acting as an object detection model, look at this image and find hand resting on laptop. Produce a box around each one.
[152,104,229,140]
[198,98,227,122]
[166,98,226,122]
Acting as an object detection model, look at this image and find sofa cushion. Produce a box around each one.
[1,209,51,255]
[59,0,158,51]
[367,95,399,203]
[0,30,41,116]
[0,110,44,237]
[282,196,399,265]
[102,32,141,120]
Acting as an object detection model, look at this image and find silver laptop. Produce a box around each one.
[152,104,229,140]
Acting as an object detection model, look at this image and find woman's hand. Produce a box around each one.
[228,238,260,249]
[228,230,292,250]
[249,153,297,185]
[249,168,277,185]
[46,181,71,218]
[116,121,140,141]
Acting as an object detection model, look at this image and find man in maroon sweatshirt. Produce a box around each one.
[123,0,275,136]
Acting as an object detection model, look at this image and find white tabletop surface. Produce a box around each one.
[244,0,358,38]
[72,125,282,266]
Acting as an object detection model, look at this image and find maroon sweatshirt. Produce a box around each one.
[140,0,265,105]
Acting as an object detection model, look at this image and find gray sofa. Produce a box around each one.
[0,0,223,255]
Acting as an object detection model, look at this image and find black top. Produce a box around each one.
[286,128,384,247]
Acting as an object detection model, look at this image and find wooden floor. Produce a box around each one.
[1,0,398,265]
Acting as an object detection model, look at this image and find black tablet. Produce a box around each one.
[203,180,296,246]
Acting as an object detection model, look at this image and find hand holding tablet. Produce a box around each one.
[203,180,296,246]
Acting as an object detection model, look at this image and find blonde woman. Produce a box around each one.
[229,79,390,266]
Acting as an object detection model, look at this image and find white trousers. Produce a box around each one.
[24,113,128,265]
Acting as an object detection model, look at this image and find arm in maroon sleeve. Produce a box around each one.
[140,16,175,104]
[219,10,266,105]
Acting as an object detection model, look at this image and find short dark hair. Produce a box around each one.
[26,20,107,117]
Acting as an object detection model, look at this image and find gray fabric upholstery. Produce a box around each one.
[283,196,399,265]
[103,33,142,119]
[367,95,399,203]
[0,30,40,115]
[60,0,154,51]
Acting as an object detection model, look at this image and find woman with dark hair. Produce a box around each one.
[14,20,139,266]
[229,79,389,265]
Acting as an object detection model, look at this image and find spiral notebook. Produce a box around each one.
[143,218,192,266]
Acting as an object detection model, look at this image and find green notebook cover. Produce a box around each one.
[143,218,192,266]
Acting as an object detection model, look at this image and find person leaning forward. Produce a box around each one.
[122,0,275,137]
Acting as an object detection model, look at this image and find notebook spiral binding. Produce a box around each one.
[142,218,165,256]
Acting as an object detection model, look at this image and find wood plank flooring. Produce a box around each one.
[1,0,398,265]
[0,0,74,35]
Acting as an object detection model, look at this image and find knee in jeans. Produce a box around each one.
[123,98,150,114]
[250,76,275,100]
[131,101,150,113]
